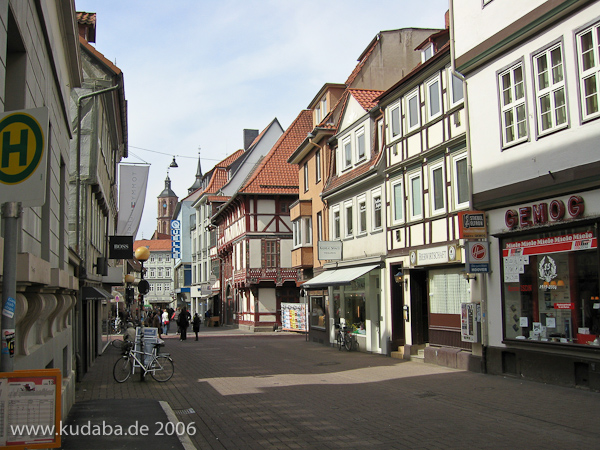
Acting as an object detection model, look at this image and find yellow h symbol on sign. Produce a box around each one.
[1,129,28,168]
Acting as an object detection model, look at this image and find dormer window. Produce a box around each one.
[422,43,434,63]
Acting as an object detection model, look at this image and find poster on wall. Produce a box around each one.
[281,303,307,332]
[0,369,62,449]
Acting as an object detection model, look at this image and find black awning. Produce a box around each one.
[82,286,112,301]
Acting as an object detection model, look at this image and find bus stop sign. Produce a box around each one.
[0,108,49,207]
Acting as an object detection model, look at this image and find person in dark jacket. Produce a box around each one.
[192,313,201,341]
[178,308,190,341]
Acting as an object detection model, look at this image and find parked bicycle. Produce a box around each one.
[113,341,174,382]
[336,324,358,351]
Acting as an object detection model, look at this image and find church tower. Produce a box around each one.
[156,174,178,237]
[188,151,203,194]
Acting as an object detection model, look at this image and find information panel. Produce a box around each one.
[0,369,61,450]
[281,303,307,332]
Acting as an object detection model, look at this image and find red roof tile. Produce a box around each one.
[239,110,313,195]
[134,239,172,252]
[349,89,384,112]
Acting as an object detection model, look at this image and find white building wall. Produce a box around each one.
[467,2,600,197]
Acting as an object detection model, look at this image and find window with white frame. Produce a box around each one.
[303,217,312,245]
[577,22,600,121]
[149,269,155,278]
[315,150,321,182]
[377,120,384,151]
[303,162,309,192]
[293,220,301,247]
[166,268,170,277]
[158,268,163,278]
[422,43,434,62]
[429,160,446,215]
[150,283,155,292]
[534,42,567,135]
[390,103,401,139]
[372,189,382,231]
[157,284,162,292]
[344,201,353,238]
[317,212,323,242]
[343,137,352,169]
[358,195,367,235]
[449,70,464,107]
[408,171,423,220]
[315,104,321,124]
[406,90,420,131]
[332,206,341,239]
[391,178,404,224]
[452,151,469,210]
[356,127,366,161]
[499,62,527,146]
[426,75,442,121]
[321,97,327,117]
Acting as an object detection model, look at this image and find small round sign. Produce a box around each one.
[138,279,150,295]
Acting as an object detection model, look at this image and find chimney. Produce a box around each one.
[77,12,97,43]
[243,129,259,151]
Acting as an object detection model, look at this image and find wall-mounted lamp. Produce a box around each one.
[463,272,477,281]
[394,269,408,289]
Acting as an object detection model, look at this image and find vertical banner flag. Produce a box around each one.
[117,164,149,237]
[171,220,182,259]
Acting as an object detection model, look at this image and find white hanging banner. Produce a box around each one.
[117,164,149,238]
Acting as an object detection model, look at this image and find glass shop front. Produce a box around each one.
[501,224,599,345]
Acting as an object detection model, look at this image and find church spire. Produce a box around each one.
[188,149,203,194]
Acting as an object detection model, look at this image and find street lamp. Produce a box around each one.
[134,246,150,323]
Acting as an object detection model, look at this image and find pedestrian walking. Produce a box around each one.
[192,313,201,341]
[152,310,162,339]
[178,308,189,341]
[161,309,170,335]
[172,308,181,336]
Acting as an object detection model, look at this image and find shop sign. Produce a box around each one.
[171,219,181,258]
[505,196,584,229]
[318,240,342,260]
[466,241,489,273]
[410,245,460,267]
[458,211,487,239]
[502,231,597,257]
[554,303,574,310]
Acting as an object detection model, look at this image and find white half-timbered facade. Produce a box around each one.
[379,27,474,364]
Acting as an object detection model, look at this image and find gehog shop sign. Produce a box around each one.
[505,195,584,230]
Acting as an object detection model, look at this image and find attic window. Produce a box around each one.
[422,43,434,63]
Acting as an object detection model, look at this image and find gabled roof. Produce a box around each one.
[348,89,383,112]
[239,110,313,195]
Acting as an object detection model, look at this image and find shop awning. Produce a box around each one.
[82,286,113,301]
[301,264,380,288]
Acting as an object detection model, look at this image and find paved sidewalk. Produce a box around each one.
[62,326,600,449]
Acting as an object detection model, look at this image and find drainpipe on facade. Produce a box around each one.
[449,0,487,374]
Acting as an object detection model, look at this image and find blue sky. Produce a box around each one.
[74,0,448,240]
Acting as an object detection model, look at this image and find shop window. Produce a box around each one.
[429,269,469,314]
[501,226,599,345]
[310,296,326,329]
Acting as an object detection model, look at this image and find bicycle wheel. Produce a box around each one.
[150,355,174,382]
[344,333,353,351]
[337,331,343,350]
[113,356,132,383]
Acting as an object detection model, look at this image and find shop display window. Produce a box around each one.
[501,225,599,345]
[310,296,326,329]
[332,279,368,334]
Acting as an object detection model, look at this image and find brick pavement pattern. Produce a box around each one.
[66,327,600,449]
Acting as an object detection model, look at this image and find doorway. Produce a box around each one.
[410,269,429,345]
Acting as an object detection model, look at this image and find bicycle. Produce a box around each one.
[113,341,174,382]
[336,324,358,351]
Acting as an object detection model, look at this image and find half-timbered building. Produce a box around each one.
[212,111,313,331]
[378,24,475,367]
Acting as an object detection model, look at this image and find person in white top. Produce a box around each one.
[161,309,170,335]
